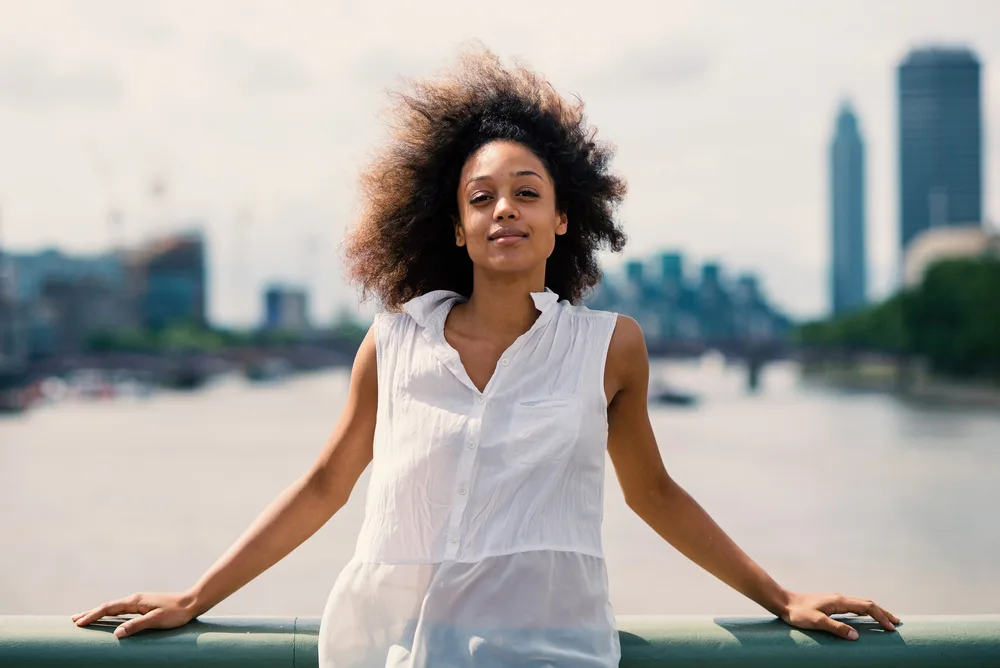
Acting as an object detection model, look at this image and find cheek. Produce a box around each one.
[460,213,490,244]
[538,230,558,257]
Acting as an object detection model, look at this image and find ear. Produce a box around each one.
[555,212,568,236]
[454,217,466,247]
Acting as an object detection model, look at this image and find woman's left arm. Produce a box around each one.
[603,315,899,641]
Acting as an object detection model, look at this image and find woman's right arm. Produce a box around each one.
[72,324,380,639]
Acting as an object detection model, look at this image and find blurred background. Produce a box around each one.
[1,0,998,618]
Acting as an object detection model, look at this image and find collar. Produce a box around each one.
[402,288,561,331]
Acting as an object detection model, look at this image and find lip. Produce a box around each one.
[488,226,529,245]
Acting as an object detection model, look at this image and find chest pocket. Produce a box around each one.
[503,398,583,467]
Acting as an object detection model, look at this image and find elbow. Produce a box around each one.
[304,469,352,511]
[623,477,678,517]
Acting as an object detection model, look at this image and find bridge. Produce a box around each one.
[3,341,362,388]
[2,615,997,666]
[645,338,792,362]
[5,337,789,384]
[0,335,793,409]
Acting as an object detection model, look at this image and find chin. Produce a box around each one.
[478,255,543,275]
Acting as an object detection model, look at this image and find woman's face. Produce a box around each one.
[455,140,567,279]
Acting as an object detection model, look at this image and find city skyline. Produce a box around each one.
[590,249,791,345]
[4,237,788,327]
[0,1,997,324]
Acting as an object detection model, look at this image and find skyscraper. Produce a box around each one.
[130,231,207,330]
[898,47,982,252]
[264,284,310,333]
[830,101,867,315]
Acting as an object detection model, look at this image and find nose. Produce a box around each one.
[493,196,518,221]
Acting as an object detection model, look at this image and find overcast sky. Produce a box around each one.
[0,0,996,325]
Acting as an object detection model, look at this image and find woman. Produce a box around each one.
[73,49,898,666]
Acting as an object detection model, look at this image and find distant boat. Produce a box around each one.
[0,370,31,414]
[40,377,69,402]
[245,358,291,383]
[0,388,26,414]
[649,387,698,406]
[0,380,34,414]
[648,377,699,407]
[163,367,208,391]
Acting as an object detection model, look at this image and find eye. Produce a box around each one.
[517,188,539,198]
[470,193,492,205]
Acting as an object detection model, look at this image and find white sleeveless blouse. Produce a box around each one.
[319,289,621,667]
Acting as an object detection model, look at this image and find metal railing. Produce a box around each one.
[2,615,999,666]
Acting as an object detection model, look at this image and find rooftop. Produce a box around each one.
[900,46,980,67]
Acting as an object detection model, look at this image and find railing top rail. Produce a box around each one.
[2,615,999,667]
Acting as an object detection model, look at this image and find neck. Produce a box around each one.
[460,270,546,337]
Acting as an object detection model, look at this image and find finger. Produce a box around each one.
[115,608,166,639]
[74,604,114,627]
[815,614,859,641]
[866,604,896,631]
[839,597,895,631]
[72,609,104,623]
[874,604,900,627]
[881,606,901,625]
[75,597,148,626]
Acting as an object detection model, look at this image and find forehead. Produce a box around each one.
[460,140,550,181]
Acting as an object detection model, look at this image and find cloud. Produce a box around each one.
[73,2,176,47]
[209,38,314,95]
[581,43,714,93]
[0,50,124,108]
[345,48,448,89]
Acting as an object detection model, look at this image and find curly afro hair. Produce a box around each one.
[343,47,627,309]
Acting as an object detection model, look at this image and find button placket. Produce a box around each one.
[442,401,485,560]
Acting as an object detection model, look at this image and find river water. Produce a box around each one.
[2,361,999,617]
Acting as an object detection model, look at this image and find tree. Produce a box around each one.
[904,258,1000,379]
[796,257,1000,381]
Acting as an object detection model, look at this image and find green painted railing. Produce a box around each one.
[2,615,999,666]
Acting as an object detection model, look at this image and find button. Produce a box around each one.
[449,535,458,544]
[468,441,476,449]
[501,358,509,367]
[476,396,485,404]
[458,486,467,496]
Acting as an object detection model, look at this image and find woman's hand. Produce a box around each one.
[72,591,200,639]
[781,591,900,640]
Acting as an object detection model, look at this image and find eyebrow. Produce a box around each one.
[467,170,544,185]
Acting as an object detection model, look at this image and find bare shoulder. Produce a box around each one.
[608,314,646,355]
[605,314,649,401]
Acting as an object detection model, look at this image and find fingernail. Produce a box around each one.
[114,628,126,639]
[847,629,859,640]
